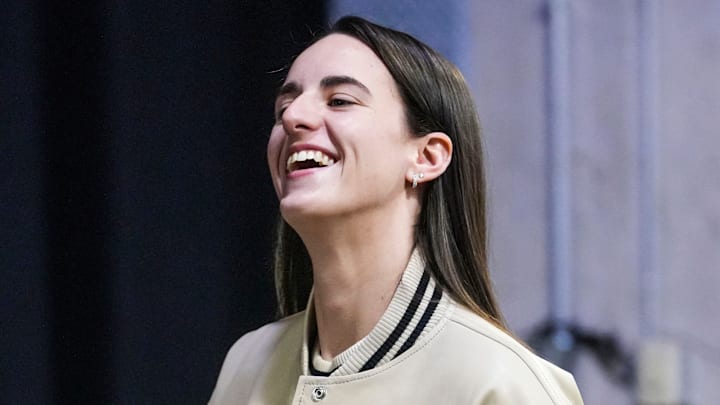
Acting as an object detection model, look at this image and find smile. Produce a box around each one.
[286,150,336,172]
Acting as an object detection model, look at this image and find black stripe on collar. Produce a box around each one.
[359,271,431,372]
[394,282,442,359]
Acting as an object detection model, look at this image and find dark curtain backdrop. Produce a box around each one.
[2,1,325,403]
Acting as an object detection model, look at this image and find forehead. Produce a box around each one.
[285,34,395,90]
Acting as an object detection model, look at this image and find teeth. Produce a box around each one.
[286,150,336,171]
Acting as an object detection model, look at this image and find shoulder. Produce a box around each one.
[226,311,304,358]
[209,311,305,402]
[440,305,583,404]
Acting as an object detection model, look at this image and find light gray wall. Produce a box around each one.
[475,1,720,403]
[656,1,720,403]
[330,1,720,403]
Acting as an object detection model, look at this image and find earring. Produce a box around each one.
[411,173,425,189]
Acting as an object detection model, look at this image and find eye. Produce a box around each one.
[275,107,286,121]
[328,98,354,107]
[274,103,289,122]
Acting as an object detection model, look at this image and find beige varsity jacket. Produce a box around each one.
[209,252,583,404]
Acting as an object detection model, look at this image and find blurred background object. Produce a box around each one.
[3,0,718,403]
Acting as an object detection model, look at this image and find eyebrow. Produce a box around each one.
[320,75,371,95]
[276,75,371,99]
[277,81,301,98]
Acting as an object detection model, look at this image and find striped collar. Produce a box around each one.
[301,249,451,377]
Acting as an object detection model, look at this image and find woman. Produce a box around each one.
[210,16,583,404]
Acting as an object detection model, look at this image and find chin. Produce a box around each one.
[279,197,326,223]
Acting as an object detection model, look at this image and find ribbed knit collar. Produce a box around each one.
[301,249,451,377]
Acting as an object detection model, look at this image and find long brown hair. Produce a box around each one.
[272,16,506,330]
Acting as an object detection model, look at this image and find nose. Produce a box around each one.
[281,94,322,136]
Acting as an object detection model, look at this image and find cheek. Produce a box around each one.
[267,127,284,163]
[267,127,285,193]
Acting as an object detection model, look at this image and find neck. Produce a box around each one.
[292,203,417,360]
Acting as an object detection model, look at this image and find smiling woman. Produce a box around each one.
[209,16,583,404]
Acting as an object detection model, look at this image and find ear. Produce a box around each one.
[406,132,452,187]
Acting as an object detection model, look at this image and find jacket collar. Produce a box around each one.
[301,249,450,377]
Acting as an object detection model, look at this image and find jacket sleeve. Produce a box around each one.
[477,374,584,405]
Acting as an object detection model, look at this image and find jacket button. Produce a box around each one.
[311,386,326,402]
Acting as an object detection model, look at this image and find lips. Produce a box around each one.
[286,149,336,173]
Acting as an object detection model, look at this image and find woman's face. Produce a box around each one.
[268,34,417,223]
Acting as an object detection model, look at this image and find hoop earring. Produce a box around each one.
[411,173,425,189]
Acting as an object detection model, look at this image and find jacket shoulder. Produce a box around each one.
[446,305,583,404]
[209,311,305,403]
[222,311,304,368]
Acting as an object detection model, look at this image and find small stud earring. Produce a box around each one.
[411,172,425,189]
